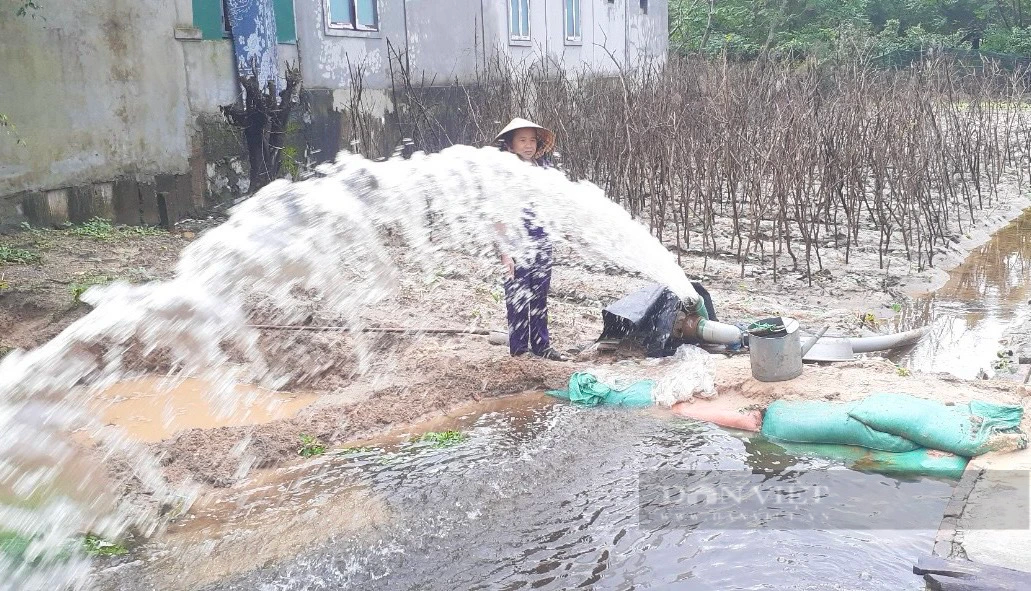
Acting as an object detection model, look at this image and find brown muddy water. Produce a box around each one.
[893,206,1031,378]
[95,378,317,442]
[94,394,950,591]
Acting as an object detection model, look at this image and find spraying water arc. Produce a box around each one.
[0,145,709,590]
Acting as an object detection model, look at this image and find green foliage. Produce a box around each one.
[671,0,1031,57]
[0,530,125,567]
[68,218,165,240]
[69,273,115,302]
[119,225,165,237]
[69,218,115,239]
[418,430,468,448]
[298,434,326,457]
[0,531,32,561]
[339,445,377,455]
[0,245,40,265]
[746,321,782,336]
[0,531,70,566]
[859,312,879,330]
[280,145,301,179]
[82,534,127,557]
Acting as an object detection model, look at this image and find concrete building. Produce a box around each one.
[299,0,668,95]
[0,0,667,229]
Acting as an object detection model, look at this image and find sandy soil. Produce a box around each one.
[1,181,1029,492]
[0,223,190,353]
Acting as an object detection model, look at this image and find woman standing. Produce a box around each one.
[494,118,568,361]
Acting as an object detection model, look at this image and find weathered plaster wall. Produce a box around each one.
[405,0,484,83]
[480,0,665,75]
[0,0,192,196]
[0,0,302,218]
[178,31,301,204]
[627,0,668,63]
[295,0,401,91]
[0,0,667,227]
[295,0,667,92]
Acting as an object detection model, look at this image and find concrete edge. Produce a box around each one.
[932,459,986,560]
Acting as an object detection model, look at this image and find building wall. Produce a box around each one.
[0,0,193,197]
[178,2,300,203]
[406,0,486,84]
[297,0,668,92]
[0,0,299,226]
[627,0,668,62]
[295,0,400,93]
[295,0,484,118]
[476,0,666,74]
[0,0,667,227]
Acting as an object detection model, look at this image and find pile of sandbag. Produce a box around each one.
[761,393,1027,460]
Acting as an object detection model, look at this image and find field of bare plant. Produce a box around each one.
[341,51,1031,284]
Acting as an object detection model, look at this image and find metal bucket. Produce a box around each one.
[749,317,802,382]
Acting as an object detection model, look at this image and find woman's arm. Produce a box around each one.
[494,221,515,278]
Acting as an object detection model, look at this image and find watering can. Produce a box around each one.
[748,317,804,382]
[747,317,843,381]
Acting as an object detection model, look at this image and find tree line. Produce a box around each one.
[671,0,1031,57]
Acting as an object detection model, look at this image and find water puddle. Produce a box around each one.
[96,396,950,591]
[894,207,1031,379]
[94,378,317,443]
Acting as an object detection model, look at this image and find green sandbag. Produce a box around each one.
[848,393,1024,457]
[768,441,969,479]
[547,372,654,407]
[761,400,921,452]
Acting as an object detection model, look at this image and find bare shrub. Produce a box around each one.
[339,49,1031,282]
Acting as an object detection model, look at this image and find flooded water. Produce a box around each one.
[1,143,1005,589]
[96,397,951,591]
[894,207,1031,379]
[0,146,709,590]
[96,378,317,443]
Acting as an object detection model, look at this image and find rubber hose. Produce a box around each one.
[848,327,929,353]
[696,318,743,345]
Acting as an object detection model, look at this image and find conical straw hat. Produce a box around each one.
[494,117,556,159]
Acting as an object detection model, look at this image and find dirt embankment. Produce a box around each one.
[1,188,1029,490]
[156,354,572,487]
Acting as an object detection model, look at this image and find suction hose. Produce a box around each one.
[697,318,744,345]
[847,327,929,353]
[685,312,924,352]
[693,317,744,346]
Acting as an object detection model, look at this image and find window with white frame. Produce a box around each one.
[327,0,379,31]
[564,0,581,41]
[510,0,529,41]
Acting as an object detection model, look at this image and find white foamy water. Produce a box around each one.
[0,146,698,589]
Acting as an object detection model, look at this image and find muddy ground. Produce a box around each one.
[1,183,1029,492]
